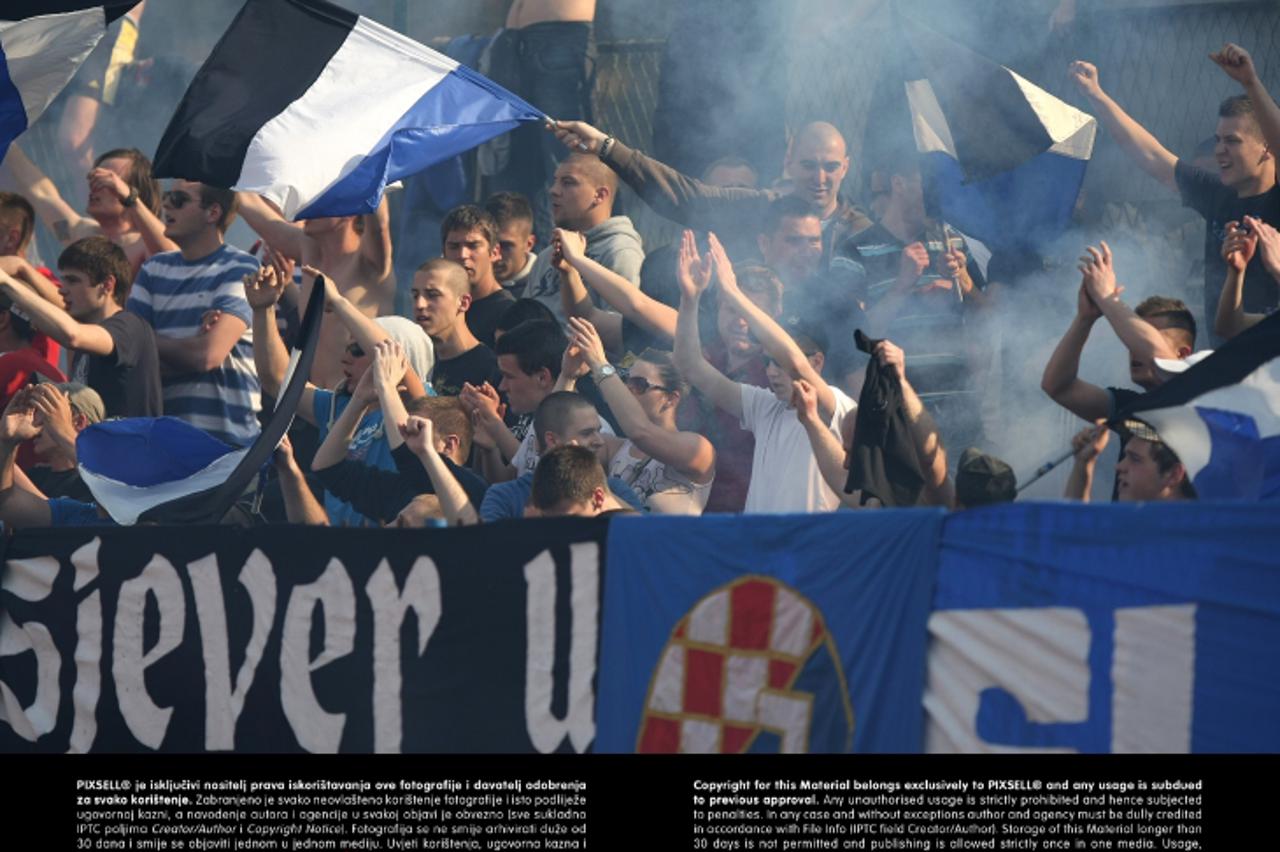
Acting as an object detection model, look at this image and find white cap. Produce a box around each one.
[1154,349,1213,374]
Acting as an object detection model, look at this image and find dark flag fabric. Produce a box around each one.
[1118,311,1280,502]
[152,0,542,219]
[899,16,1096,255]
[76,276,325,525]
[0,2,135,157]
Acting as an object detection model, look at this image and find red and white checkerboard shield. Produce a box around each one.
[636,576,853,753]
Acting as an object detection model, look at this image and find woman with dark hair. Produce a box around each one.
[568,316,715,514]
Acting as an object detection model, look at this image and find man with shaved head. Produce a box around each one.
[550,119,872,265]
[411,258,497,396]
[522,153,645,325]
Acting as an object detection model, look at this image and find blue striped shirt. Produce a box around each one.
[127,245,262,447]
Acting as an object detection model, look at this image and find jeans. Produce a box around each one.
[489,22,596,246]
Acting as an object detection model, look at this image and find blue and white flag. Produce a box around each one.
[77,275,324,525]
[1120,311,1280,502]
[152,0,543,219]
[0,2,136,158]
[901,18,1096,255]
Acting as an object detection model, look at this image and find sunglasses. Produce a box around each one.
[163,190,196,209]
[347,342,366,358]
[625,375,673,395]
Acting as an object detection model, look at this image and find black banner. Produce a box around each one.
[0,519,607,753]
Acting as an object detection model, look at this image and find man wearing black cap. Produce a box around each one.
[953,448,1017,509]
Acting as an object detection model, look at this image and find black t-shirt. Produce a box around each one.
[28,467,94,504]
[69,311,163,418]
[1107,386,1144,502]
[431,343,498,397]
[1175,160,1280,324]
[312,446,489,523]
[467,289,516,348]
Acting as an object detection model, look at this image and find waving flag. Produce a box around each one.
[1,2,136,157]
[152,0,542,220]
[1119,312,1280,502]
[900,17,1096,255]
[77,277,325,525]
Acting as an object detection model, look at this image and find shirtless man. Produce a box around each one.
[236,193,394,388]
[2,144,174,274]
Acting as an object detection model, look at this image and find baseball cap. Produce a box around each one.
[955,447,1017,507]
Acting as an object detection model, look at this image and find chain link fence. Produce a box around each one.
[592,2,1280,252]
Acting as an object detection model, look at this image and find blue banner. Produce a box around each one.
[931,502,1280,753]
[595,511,943,753]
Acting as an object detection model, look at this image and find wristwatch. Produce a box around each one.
[593,364,617,383]
[121,187,138,208]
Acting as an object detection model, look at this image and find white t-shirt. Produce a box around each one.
[740,384,857,514]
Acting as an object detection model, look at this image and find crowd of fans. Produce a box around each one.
[0,3,1275,529]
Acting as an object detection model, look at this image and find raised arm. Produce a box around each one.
[235,192,307,260]
[569,316,715,482]
[309,268,425,397]
[875,340,954,508]
[2,144,92,242]
[672,231,742,419]
[311,368,378,472]
[549,120,770,235]
[246,265,317,423]
[370,339,411,451]
[1080,242,1181,361]
[553,230,624,349]
[88,167,177,255]
[0,391,52,529]
[459,381,521,466]
[1040,283,1113,421]
[274,435,329,524]
[1064,422,1109,502]
[1211,44,1280,159]
[400,415,478,526]
[0,267,112,355]
[1069,61,1177,190]
[792,379,860,509]
[709,233,835,417]
[1215,219,1266,339]
[557,227,676,343]
[359,196,394,281]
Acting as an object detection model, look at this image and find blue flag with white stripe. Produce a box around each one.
[900,16,1096,255]
[0,3,135,158]
[152,0,543,220]
[1121,311,1280,502]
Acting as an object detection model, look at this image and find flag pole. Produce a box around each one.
[1016,446,1076,494]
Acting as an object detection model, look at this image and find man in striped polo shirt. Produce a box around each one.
[126,181,261,446]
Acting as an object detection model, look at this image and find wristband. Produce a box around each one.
[599,136,615,160]
[121,187,138,208]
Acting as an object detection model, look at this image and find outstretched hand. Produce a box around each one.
[567,316,608,369]
[1078,241,1122,304]
[676,230,713,301]
[547,119,608,154]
